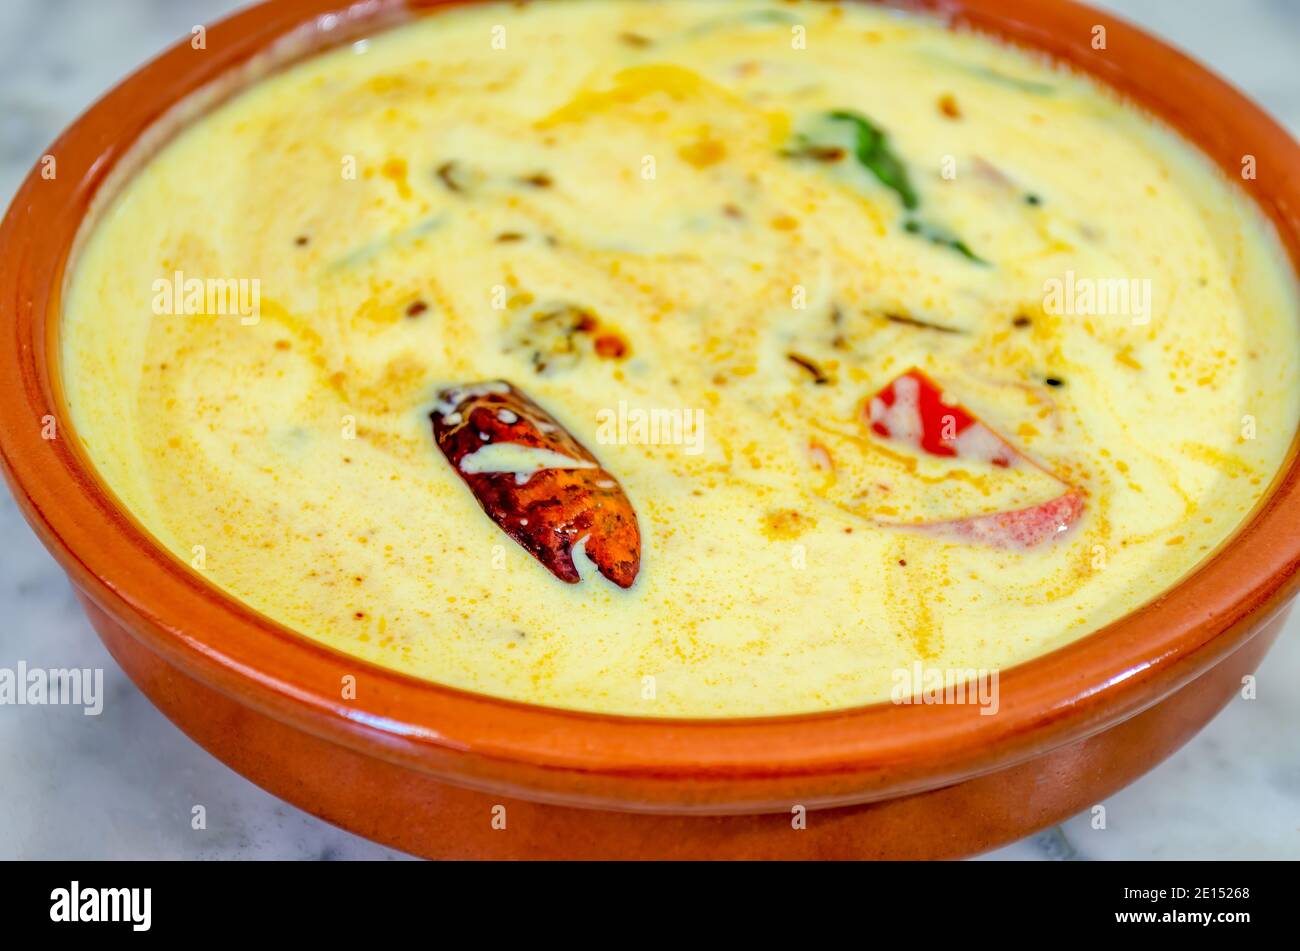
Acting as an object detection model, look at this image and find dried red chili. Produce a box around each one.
[431,381,640,587]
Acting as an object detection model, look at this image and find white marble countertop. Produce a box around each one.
[1,0,1297,860]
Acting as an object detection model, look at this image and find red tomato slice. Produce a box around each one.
[864,368,1084,548]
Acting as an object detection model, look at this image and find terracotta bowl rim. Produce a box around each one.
[2,0,1299,800]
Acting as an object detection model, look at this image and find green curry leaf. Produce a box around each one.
[786,110,987,265]
[903,218,989,266]
[825,110,920,211]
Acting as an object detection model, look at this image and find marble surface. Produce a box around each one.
[1,0,1297,860]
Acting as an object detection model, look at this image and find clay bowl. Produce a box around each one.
[2,0,1299,859]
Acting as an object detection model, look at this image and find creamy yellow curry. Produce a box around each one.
[62,0,1300,716]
